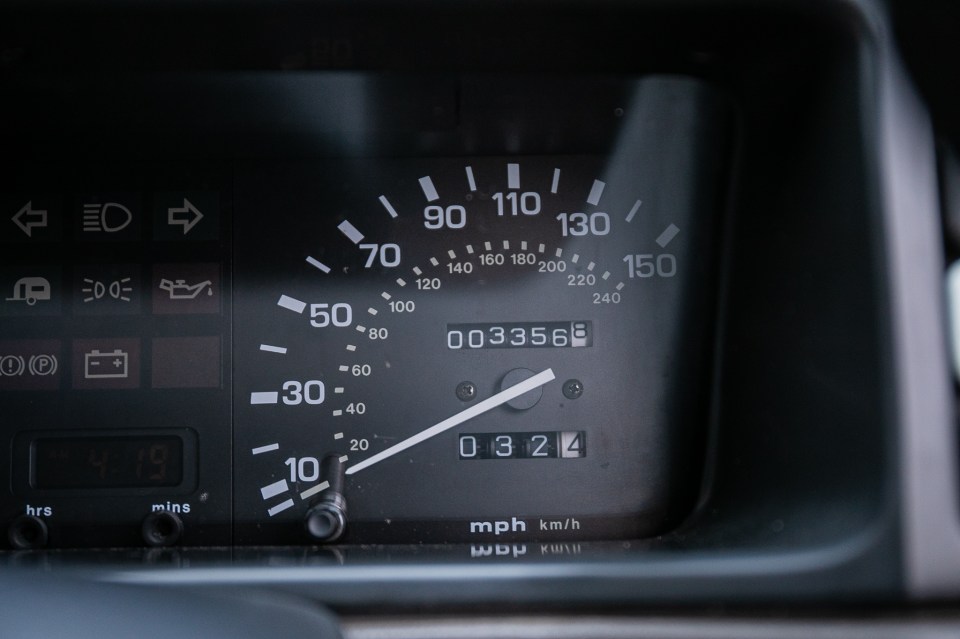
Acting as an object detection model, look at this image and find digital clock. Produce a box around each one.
[32,436,184,489]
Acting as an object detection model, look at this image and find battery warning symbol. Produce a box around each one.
[83,349,129,379]
[72,339,139,390]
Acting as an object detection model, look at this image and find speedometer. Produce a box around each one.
[232,81,727,545]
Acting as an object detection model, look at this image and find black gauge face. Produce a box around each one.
[233,149,722,544]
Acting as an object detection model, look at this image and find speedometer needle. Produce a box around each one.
[345,368,556,475]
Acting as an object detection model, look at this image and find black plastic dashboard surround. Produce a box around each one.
[1,0,960,622]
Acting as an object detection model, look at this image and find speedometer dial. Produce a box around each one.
[234,141,723,544]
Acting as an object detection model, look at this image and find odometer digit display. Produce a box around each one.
[447,321,592,350]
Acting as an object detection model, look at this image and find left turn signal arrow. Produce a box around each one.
[11,202,48,237]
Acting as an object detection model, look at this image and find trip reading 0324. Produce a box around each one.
[447,321,592,350]
[459,431,586,460]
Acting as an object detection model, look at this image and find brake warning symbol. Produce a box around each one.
[0,340,61,391]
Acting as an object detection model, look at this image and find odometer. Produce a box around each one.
[446,321,592,350]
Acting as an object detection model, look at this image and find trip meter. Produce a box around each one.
[233,81,727,544]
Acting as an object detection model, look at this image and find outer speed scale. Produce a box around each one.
[233,152,721,544]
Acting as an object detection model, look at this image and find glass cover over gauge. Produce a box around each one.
[232,78,727,544]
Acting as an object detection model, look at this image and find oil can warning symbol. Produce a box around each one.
[158,278,212,300]
[152,264,219,315]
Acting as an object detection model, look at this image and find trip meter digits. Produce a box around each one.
[234,146,723,544]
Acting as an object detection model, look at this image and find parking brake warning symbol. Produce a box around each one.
[0,340,62,390]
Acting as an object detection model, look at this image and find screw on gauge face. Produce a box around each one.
[562,379,584,400]
[456,381,477,402]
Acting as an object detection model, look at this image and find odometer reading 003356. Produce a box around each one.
[233,146,724,544]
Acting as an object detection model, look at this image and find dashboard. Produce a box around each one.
[2,0,960,635]
[3,76,728,548]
